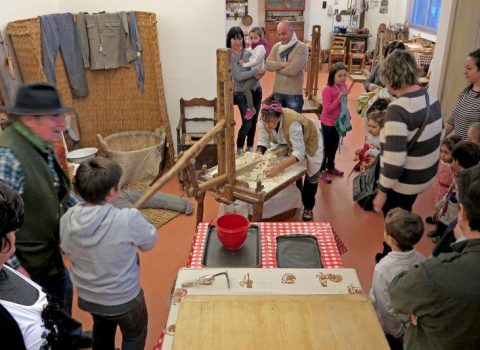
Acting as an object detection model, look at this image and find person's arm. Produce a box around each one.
[0,148,30,277]
[265,43,284,71]
[321,86,341,114]
[444,121,454,137]
[377,106,408,193]
[231,52,258,82]
[370,268,407,338]
[267,122,304,177]
[129,209,157,252]
[267,155,297,178]
[242,46,266,68]
[445,90,467,137]
[364,64,381,92]
[256,121,271,151]
[388,263,436,319]
[277,44,308,76]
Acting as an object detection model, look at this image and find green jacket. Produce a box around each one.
[0,124,70,277]
[389,239,480,350]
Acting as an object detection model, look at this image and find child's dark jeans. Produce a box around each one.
[91,296,148,350]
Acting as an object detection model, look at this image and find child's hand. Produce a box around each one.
[256,68,265,78]
[280,62,290,68]
[239,59,245,65]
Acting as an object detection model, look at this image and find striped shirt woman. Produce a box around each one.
[447,88,480,140]
[379,89,443,196]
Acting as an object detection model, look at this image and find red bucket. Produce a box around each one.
[215,214,249,251]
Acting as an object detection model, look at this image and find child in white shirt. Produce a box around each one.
[369,207,425,349]
[238,27,268,120]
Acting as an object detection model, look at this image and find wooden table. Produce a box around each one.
[154,268,388,350]
[198,151,308,222]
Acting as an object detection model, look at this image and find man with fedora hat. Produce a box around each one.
[0,82,79,315]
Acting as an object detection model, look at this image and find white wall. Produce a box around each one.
[225,0,262,34]
[60,0,225,147]
[0,0,59,30]
[363,1,408,49]
[307,0,351,50]
[1,0,225,147]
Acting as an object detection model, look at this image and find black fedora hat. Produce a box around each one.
[5,82,74,116]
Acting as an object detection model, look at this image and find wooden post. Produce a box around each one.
[216,49,235,202]
[133,120,225,209]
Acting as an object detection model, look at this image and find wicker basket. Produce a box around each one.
[97,128,165,187]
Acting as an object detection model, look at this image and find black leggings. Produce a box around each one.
[320,124,340,171]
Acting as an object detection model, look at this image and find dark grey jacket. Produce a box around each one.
[389,239,480,350]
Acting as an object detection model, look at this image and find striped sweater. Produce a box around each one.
[447,88,480,140]
[379,88,443,195]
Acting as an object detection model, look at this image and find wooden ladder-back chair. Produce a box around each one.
[176,97,218,169]
[303,25,323,118]
[371,23,386,69]
[348,40,366,72]
[328,35,347,70]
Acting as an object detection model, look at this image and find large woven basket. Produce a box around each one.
[97,128,165,187]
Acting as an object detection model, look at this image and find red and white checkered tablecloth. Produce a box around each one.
[187,222,347,269]
[413,51,433,66]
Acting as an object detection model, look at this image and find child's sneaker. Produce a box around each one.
[327,168,344,177]
[244,107,256,120]
[320,171,332,184]
[302,208,313,221]
[237,148,245,157]
[246,146,254,153]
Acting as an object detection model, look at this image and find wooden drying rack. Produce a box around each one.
[134,48,306,224]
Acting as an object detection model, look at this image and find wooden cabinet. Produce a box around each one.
[266,0,305,11]
[265,21,304,48]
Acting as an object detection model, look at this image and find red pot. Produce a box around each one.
[215,214,249,251]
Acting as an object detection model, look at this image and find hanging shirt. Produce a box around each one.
[76,12,137,70]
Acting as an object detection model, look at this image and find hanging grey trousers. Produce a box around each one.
[40,13,89,97]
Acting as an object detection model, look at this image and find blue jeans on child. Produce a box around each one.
[273,93,304,113]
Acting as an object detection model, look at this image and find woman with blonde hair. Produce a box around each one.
[373,50,443,215]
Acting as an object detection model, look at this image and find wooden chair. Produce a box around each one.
[348,41,366,72]
[328,36,347,70]
[303,25,323,118]
[176,97,218,169]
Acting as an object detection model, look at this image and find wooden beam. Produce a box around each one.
[133,119,226,209]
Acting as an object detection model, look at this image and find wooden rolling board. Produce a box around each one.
[172,295,389,350]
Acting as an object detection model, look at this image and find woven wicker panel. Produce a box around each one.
[7,18,45,82]
[6,12,174,167]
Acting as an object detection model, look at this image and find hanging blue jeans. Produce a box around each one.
[129,11,144,93]
[40,13,88,97]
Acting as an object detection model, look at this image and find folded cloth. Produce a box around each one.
[114,189,193,215]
